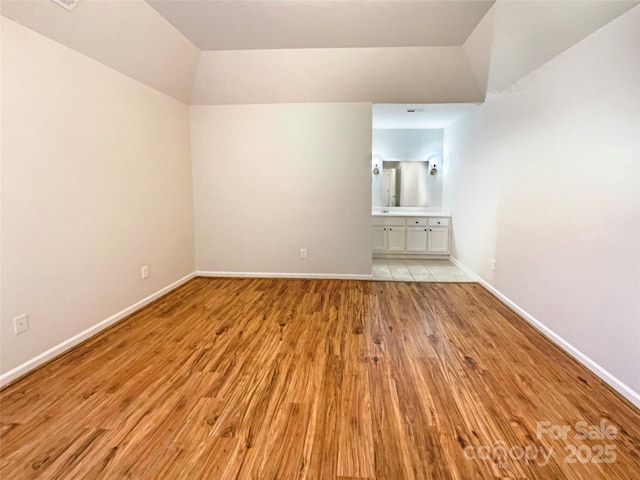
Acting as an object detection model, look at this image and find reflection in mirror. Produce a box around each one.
[382,162,428,207]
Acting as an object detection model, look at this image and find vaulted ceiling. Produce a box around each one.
[146,1,495,50]
[2,0,637,104]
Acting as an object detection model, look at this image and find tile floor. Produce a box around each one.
[372,258,475,283]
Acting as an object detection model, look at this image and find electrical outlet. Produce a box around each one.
[300,248,307,258]
[491,258,496,271]
[141,265,149,279]
[13,314,29,335]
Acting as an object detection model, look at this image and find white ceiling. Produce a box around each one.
[146,0,495,50]
[372,103,480,129]
[2,0,637,105]
[0,0,200,103]
[481,0,639,92]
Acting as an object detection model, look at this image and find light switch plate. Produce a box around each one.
[14,314,29,335]
[51,0,80,11]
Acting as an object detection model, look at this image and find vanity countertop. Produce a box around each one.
[372,208,451,218]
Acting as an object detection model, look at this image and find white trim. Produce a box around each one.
[450,257,640,409]
[196,271,373,281]
[0,272,196,388]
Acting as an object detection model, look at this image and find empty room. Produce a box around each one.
[1,0,639,478]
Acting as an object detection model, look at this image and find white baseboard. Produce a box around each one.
[450,257,640,410]
[196,271,373,281]
[0,272,196,388]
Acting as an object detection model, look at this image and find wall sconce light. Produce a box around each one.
[429,157,439,176]
[372,163,380,175]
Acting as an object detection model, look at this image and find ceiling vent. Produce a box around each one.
[51,0,80,11]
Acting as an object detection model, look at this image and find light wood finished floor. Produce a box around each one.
[1,278,639,479]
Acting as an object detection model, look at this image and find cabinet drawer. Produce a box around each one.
[406,218,427,226]
[428,218,450,227]
[372,216,406,226]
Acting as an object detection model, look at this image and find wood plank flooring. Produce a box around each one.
[1,278,639,479]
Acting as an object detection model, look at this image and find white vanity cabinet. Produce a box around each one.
[426,218,450,254]
[372,217,404,253]
[427,228,449,253]
[387,226,406,251]
[372,215,450,257]
[406,227,428,252]
[372,226,387,251]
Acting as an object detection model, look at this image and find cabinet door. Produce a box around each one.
[427,227,450,254]
[406,227,428,252]
[387,227,406,252]
[372,226,387,252]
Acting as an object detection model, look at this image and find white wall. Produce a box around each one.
[444,7,640,399]
[1,0,201,103]
[372,129,443,161]
[462,0,637,95]
[191,47,483,105]
[191,103,372,277]
[1,18,195,377]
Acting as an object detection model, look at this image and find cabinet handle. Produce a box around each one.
[429,229,432,231]
[389,228,392,231]
[424,229,427,231]
[415,221,419,224]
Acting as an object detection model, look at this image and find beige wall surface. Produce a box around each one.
[462,0,637,94]
[1,0,201,103]
[191,47,483,105]
[190,103,372,277]
[444,7,640,395]
[1,18,195,375]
